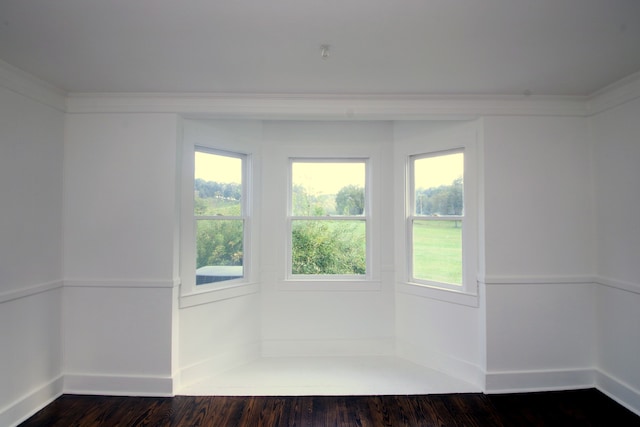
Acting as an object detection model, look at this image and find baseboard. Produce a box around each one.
[395,339,484,390]
[261,338,394,358]
[178,342,261,391]
[484,368,596,393]
[0,375,63,427]
[63,373,175,397]
[596,370,640,416]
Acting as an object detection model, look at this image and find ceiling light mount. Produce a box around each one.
[320,44,330,60]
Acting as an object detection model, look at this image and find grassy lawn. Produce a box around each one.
[196,196,241,216]
[413,220,462,285]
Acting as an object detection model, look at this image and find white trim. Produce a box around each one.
[191,147,251,294]
[1,57,637,117]
[481,275,595,285]
[286,157,370,281]
[179,282,259,308]
[484,368,596,394]
[0,280,63,304]
[594,276,640,296]
[396,281,479,307]
[277,280,381,292]
[395,339,484,390]
[63,278,179,289]
[0,59,66,112]
[0,375,63,427]
[66,92,588,118]
[597,370,640,416]
[587,70,640,116]
[178,341,261,390]
[261,338,394,358]
[479,274,640,295]
[63,373,175,397]
[408,149,465,290]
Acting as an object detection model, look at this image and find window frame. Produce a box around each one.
[394,121,479,306]
[408,148,465,292]
[193,146,249,287]
[179,120,259,307]
[286,157,371,281]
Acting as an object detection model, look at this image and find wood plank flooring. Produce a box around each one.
[19,389,640,426]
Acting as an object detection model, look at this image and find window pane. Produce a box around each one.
[292,220,366,275]
[292,162,365,216]
[414,152,463,216]
[196,219,243,284]
[412,220,462,285]
[195,151,242,216]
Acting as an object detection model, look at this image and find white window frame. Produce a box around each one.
[408,148,465,292]
[180,120,259,307]
[286,157,371,281]
[395,121,479,306]
[194,147,249,284]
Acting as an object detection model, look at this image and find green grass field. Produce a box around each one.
[412,220,462,285]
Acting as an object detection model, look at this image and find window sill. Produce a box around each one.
[396,281,478,307]
[277,279,382,292]
[180,281,259,308]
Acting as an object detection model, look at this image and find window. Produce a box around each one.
[180,120,260,307]
[409,150,464,289]
[193,148,248,286]
[288,159,368,279]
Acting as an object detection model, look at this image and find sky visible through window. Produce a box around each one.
[194,152,461,190]
[292,161,365,195]
[414,152,463,189]
[195,151,241,183]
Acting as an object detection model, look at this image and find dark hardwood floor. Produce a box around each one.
[19,389,640,426]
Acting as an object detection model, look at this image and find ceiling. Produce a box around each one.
[1,0,639,96]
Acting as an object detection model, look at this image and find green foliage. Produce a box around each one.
[195,178,243,270]
[196,179,367,277]
[196,220,243,269]
[292,221,366,275]
[335,185,364,215]
[290,184,367,274]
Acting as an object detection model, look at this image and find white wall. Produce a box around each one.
[63,113,179,395]
[179,293,261,387]
[591,97,640,411]
[0,83,65,426]
[393,120,484,389]
[178,119,262,388]
[259,121,396,357]
[482,116,597,391]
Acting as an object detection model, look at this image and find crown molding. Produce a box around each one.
[65,92,587,119]
[2,53,637,118]
[0,59,66,111]
[587,71,640,116]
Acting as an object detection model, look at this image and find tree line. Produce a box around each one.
[415,177,463,216]
[195,178,241,201]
